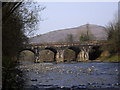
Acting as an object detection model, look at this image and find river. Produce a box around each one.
[18,62,120,89]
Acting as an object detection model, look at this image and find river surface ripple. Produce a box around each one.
[18,62,120,89]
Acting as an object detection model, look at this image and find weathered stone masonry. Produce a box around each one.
[21,41,105,62]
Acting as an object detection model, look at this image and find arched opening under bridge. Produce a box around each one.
[19,49,35,63]
[64,47,80,62]
[89,46,102,60]
[39,47,57,62]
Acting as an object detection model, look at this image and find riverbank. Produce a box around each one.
[97,55,120,62]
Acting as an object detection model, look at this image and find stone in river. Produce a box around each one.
[31,78,37,81]
[60,86,64,88]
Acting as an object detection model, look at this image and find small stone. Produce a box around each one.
[60,86,64,88]
[87,68,92,72]
[39,81,42,83]
[31,79,37,81]
[87,82,92,85]
[101,83,104,85]
[115,69,118,72]
[72,85,78,89]
[45,80,49,82]
[36,72,39,74]
[79,84,85,86]
[115,83,120,86]
[111,84,115,86]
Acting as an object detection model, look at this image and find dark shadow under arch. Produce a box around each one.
[45,47,57,54]
[89,46,102,60]
[68,47,80,55]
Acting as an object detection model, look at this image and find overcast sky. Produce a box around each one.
[34,2,118,36]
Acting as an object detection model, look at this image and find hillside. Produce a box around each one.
[29,24,107,44]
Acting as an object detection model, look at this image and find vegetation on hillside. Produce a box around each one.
[79,33,91,41]
[66,34,74,43]
[79,24,94,41]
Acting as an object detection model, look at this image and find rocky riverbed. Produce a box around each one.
[18,62,120,89]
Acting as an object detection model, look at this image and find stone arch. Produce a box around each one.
[64,47,80,62]
[18,49,35,63]
[89,46,102,60]
[19,49,35,54]
[39,47,57,62]
[45,47,57,54]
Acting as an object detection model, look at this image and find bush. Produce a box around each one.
[2,56,25,90]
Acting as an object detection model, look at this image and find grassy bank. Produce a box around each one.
[99,55,120,62]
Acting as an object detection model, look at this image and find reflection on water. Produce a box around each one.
[18,62,120,89]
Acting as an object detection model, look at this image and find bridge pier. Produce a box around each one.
[84,47,89,61]
[34,47,39,63]
[56,49,64,63]
[77,47,89,61]
[84,51,89,61]
[34,54,39,63]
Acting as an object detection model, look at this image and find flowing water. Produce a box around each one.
[18,62,120,89]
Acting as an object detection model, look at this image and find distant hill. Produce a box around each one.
[29,24,107,44]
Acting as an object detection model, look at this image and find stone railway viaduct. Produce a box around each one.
[20,41,106,63]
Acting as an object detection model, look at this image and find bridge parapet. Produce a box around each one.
[27,40,107,48]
